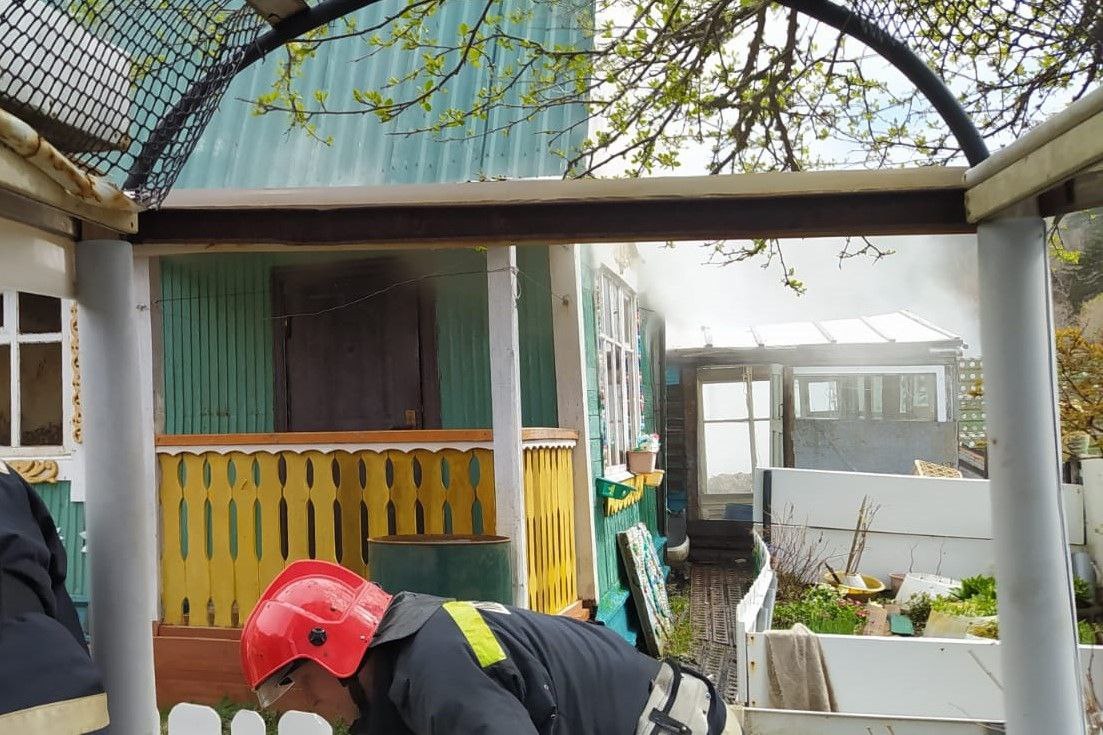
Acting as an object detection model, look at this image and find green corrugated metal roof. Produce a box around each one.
[175,0,585,190]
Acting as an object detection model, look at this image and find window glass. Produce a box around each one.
[19,343,63,446]
[704,422,752,494]
[18,293,61,334]
[703,382,748,421]
[807,380,837,415]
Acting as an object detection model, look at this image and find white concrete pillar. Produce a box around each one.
[487,245,529,608]
[77,240,158,733]
[977,216,1085,735]
[548,244,601,604]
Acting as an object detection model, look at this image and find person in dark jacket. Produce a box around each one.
[241,559,733,734]
[0,459,108,734]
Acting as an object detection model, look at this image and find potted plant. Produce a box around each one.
[627,433,660,474]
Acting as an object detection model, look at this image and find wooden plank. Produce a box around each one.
[335,451,367,576]
[156,429,495,447]
[547,243,599,603]
[414,449,447,534]
[524,447,539,610]
[474,448,497,534]
[254,453,285,590]
[228,452,261,624]
[361,451,391,541]
[487,245,528,607]
[966,111,1103,222]
[862,605,890,637]
[154,428,574,447]
[0,218,75,298]
[281,452,311,562]
[0,142,137,234]
[442,449,475,535]
[305,451,338,564]
[205,454,235,627]
[557,599,589,621]
[159,454,187,625]
[181,453,211,626]
[387,451,418,535]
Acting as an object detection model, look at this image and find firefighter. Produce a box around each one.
[0,460,108,734]
[241,559,734,734]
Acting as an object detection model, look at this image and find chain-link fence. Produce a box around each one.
[0,1,267,207]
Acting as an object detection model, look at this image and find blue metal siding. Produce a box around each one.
[175,0,585,190]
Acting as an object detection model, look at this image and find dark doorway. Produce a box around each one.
[272,259,438,431]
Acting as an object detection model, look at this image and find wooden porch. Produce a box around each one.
[155,428,583,621]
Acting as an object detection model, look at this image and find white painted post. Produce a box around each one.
[977,216,1085,735]
[548,244,600,604]
[77,240,159,733]
[278,711,334,735]
[166,703,221,734]
[487,245,529,608]
[230,709,267,735]
[133,255,161,621]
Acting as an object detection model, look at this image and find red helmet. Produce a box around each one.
[241,560,392,706]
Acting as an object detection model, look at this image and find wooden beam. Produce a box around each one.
[136,168,971,248]
[0,143,137,234]
[0,216,75,298]
[966,111,1103,222]
[153,428,576,447]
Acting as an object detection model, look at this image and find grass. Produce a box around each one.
[666,593,695,661]
[160,698,352,735]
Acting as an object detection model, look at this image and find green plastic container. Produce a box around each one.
[368,534,512,604]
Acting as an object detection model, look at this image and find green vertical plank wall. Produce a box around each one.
[162,255,277,434]
[162,249,557,434]
[33,481,89,629]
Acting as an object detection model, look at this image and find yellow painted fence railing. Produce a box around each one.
[156,430,578,626]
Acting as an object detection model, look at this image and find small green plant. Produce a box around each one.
[968,619,999,639]
[1075,577,1094,607]
[665,594,694,661]
[902,593,932,631]
[931,596,998,618]
[772,585,866,635]
[1079,619,1098,645]
[952,575,997,602]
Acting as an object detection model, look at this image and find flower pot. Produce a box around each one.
[627,450,657,474]
[890,572,906,595]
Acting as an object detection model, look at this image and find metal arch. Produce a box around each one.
[124,0,386,193]
[776,0,990,167]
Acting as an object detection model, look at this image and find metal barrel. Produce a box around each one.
[368,534,512,604]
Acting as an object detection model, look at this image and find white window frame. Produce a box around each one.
[0,291,81,490]
[597,270,641,476]
[696,367,772,504]
[793,365,949,422]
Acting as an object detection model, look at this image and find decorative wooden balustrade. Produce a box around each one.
[155,429,578,625]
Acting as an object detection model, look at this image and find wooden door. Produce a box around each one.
[273,260,427,431]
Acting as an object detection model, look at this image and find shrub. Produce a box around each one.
[931,596,998,618]
[772,585,866,635]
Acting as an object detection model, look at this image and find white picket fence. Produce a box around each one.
[733,530,776,704]
[166,703,333,735]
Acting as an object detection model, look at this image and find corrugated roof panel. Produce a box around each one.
[865,312,954,343]
[758,320,828,347]
[175,0,585,190]
[818,318,883,344]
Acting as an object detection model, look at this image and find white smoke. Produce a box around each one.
[637,234,981,355]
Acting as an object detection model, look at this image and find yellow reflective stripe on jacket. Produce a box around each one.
[443,601,507,668]
[0,692,109,735]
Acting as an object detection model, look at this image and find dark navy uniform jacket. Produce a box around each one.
[351,593,662,734]
[0,462,107,733]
